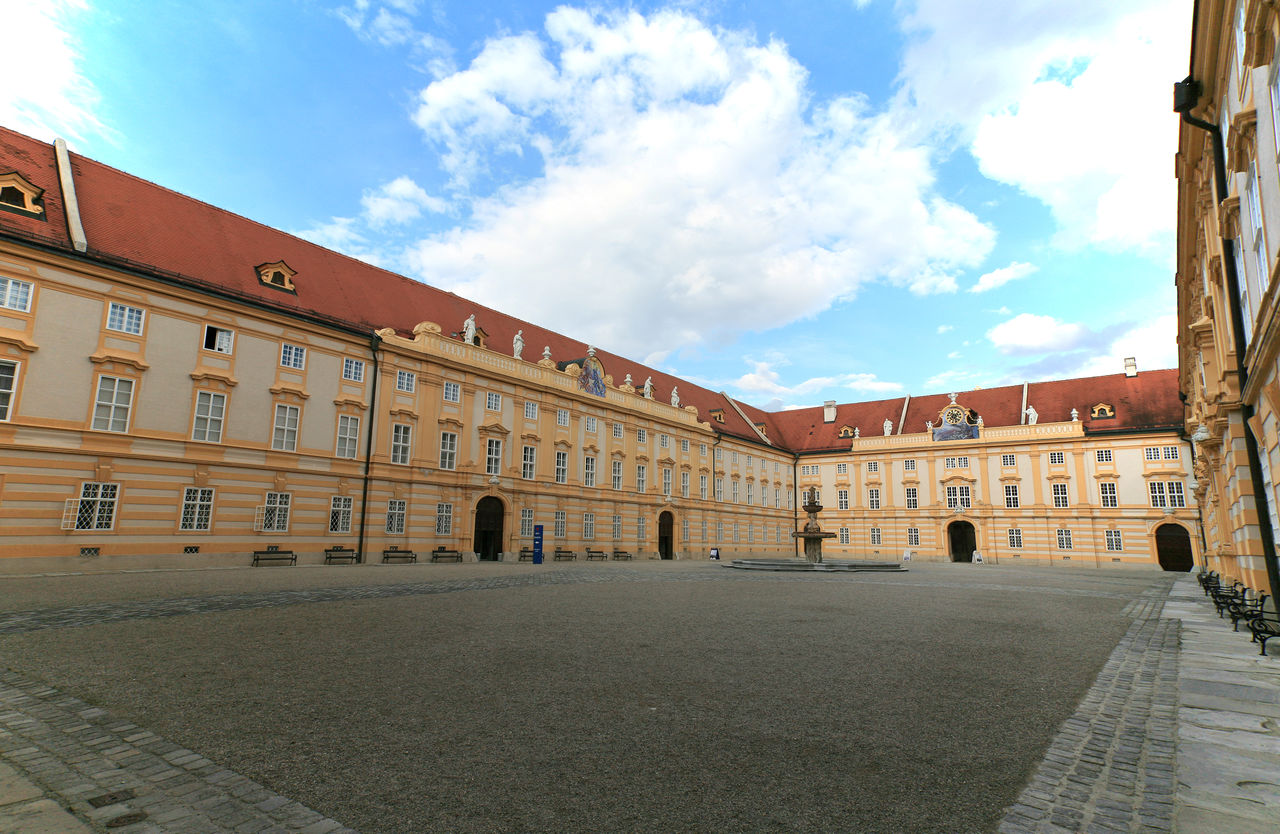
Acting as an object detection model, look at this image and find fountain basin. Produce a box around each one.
[725,558,907,572]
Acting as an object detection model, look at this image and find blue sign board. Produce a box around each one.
[532,525,544,564]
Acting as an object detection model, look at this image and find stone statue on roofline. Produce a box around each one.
[926,420,933,431]
[512,330,524,359]
[670,387,680,407]
[462,314,476,344]
[854,427,860,438]
[643,377,654,399]
[542,346,552,360]
[1070,407,1079,422]
[1024,405,1038,425]
[883,419,892,436]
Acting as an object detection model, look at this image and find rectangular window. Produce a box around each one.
[660,433,670,448]
[1000,454,1015,467]
[386,499,406,535]
[439,432,457,470]
[585,456,597,487]
[436,503,452,535]
[1162,446,1179,460]
[1096,449,1112,463]
[612,460,623,490]
[583,513,595,540]
[663,468,672,496]
[1005,484,1019,508]
[390,423,412,465]
[836,463,847,475]
[1167,481,1186,508]
[904,459,916,471]
[1149,481,1167,508]
[1100,482,1117,508]
[614,423,624,439]
[1052,483,1068,508]
[558,409,570,427]
[1057,528,1073,550]
[0,276,33,312]
[329,495,353,533]
[613,514,622,540]
[335,415,360,459]
[1049,451,1065,465]
[443,381,460,403]
[639,516,648,541]
[585,416,597,433]
[636,464,647,492]
[905,487,918,509]
[271,404,300,451]
[179,487,214,531]
[395,370,416,392]
[682,517,689,542]
[732,521,739,542]
[203,325,234,354]
[555,450,568,484]
[1105,529,1123,551]
[681,471,690,498]
[486,392,502,411]
[520,508,534,537]
[92,376,134,432]
[732,480,740,503]
[715,448,723,462]
[486,438,502,475]
[524,401,538,420]
[868,488,880,510]
[280,343,306,369]
[701,444,708,456]
[259,491,290,532]
[717,521,725,541]
[732,451,738,464]
[638,428,648,443]
[745,482,752,504]
[191,391,225,442]
[1008,528,1023,549]
[681,439,689,453]
[945,485,971,509]
[700,474,708,500]
[106,301,144,335]
[715,477,724,501]
[944,457,956,469]
[907,527,920,547]
[342,358,365,382]
[522,446,536,479]
[0,359,15,421]
[865,461,878,473]
[870,527,881,546]
[554,511,566,538]
[1144,447,1161,461]
[839,527,850,545]
[838,489,850,510]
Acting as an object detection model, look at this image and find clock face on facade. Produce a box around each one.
[943,406,966,425]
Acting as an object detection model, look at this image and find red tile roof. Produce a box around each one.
[0,126,1185,452]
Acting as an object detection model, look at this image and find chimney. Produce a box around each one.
[1123,357,1138,377]
[823,400,836,423]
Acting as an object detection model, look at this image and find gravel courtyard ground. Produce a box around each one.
[0,561,1171,833]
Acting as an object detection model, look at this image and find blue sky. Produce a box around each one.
[6,0,1189,410]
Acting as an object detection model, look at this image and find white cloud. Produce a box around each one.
[360,176,447,225]
[969,261,1037,293]
[922,368,989,392]
[396,8,993,357]
[0,0,106,143]
[988,306,1012,315]
[730,360,902,402]
[987,313,1087,355]
[936,324,952,334]
[1063,313,1178,377]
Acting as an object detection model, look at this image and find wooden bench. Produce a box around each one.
[585,549,607,560]
[430,548,462,562]
[252,548,296,566]
[324,546,358,564]
[554,548,576,561]
[382,546,418,563]
[519,548,536,561]
[611,550,633,560]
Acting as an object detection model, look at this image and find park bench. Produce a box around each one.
[382,546,418,563]
[611,550,633,560]
[324,545,358,564]
[554,548,576,561]
[585,549,607,560]
[1248,612,1280,656]
[1209,582,1247,618]
[1227,591,1270,632]
[1197,570,1220,596]
[519,548,536,561]
[252,546,296,566]
[430,547,462,562]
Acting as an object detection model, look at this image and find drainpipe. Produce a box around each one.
[356,331,382,563]
[712,432,723,556]
[791,453,800,557]
[1175,73,1280,600]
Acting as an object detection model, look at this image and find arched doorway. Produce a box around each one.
[1154,523,1193,572]
[473,497,504,561]
[948,520,976,562]
[658,512,674,560]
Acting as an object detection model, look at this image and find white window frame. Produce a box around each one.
[865,461,878,473]
[179,487,215,532]
[681,471,690,498]
[1144,447,1161,461]
[1100,482,1117,508]
[335,415,360,459]
[585,456,598,488]
[0,276,33,312]
[660,433,670,448]
[395,370,416,393]
[1105,529,1123,552]
[1162,446,1180,460]
[557,409,570,427]
[663,467,672,496]
[485,438,502,476]
[907,527,920,547]
[436,503,453,535]
[1052,482,1069,508]
[1149,481,1167,508]
[1004,484,1019,509]
[904,459,916,471]
[613,423,624,439]
[0,358,17,421]
[1008,528,1023,549]
[329,495,353,533]
[1167,481,1186,508]
[636,464,647,492]
[1096,449,1112,463]
[92,375,134,433]
[868,487,880,510]
[838,489,850,510]
[386,499,407,535]
[106,301,145,335]
[203,324,234,354]
[905,487,918,509]
[522,445,537,480]
[700,474,708,500]
[870,527,881,546]
[442,381,461,403]
[439,431,458,470]
[637,428,647,443]
[554,510,566,538]
[257,491,291,533]
[486,391,502,411]
[520,508,534,538]
[1001,454,1015,467]
[613,514,622,540]
[1049,451,1065,465]
[191,390,226,443]
[390,423,412,465]
[1057,528,1073,550]
[280,343,306,370]
[583,513,595,540]
[555,450,568,484]
[524,401,538,420]
[839,527,850,545]
[342,358,365,382]
[612,460,623,490]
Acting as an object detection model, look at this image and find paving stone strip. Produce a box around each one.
[0,669,357,834]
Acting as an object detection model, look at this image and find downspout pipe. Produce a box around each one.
[356,331,382,563]
[1176,76,1280,601]
[792,453,800,557]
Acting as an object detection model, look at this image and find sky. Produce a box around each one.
[4,0,1190,411]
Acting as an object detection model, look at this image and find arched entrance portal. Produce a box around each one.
[658,512,674,560]
[1154,523,1193,572]
[473,497,504,561]
[948,520,976,562]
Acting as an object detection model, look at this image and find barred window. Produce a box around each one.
[905,487,918,509]
[1056,528,1073,550]
[907,527,920,547]
[1105,529,1122,551]
[1100,482,1117,508]
[179,487,214,531]
[335,415,360,459]
[258,492,290,532]
[92,376,134,433]
[1008,528,1023,549]
[436,503,453,535]
[329,496,353,533]
[1052,483,1068,508]
[386,500,406,535]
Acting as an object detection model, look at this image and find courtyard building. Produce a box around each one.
[0,125,1192,571]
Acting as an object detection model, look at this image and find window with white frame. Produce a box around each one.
[1096,449,1112,463]
[257,491,290,532]
[682,517,689,541]
[520,508,534,537]
[92,376,134,432]
[438,432,457,470]
[838,489,849,510]
[639,516,648,541]
[273,405,300,451]
[1008,528,1023,549]
[681,471,690,498]
[732,480,740,503]
[717,520,724,541]
[0,360,18,421]
[637,428,647,443]
[1168,481,1186,508]
[904,459,916,471]
[583,513,595,539]
[613,460,623,490]
[1049,451,1065,465]
[866,461,878,473]
[554,510,566,538]
[486,392,502,411]
[280,343,306,369]
[945,485,971,509]
[1001,454,1015,467]
[839,527,850,545]
[1149,481,1167,508]
[907,527,920,547]
[106,301,144,335]
[1056,528,1073,550]
[836,463,848,475]
[443,381,460,403]
[390,423,412,465]
[1144,447,1161,461]
[1100,482,1117,508]
[614,423,624,439]
[715,448,723,462]
[868,487,881,510]
[663,468,672,496]
[1005,484,1019,508]
[745,482,752,504]
[524,401,538,420]
[203,325,234,354]
[732,521,739,542]
[1162,446,1180,460]
[335,415,360,458]
[436,503,452,535]
[700,443,707,456]
[191,391,225,442]
[585,456,597,487]
[659,433,670,448]
[700,474,708,500]
[613,514,622,540]
[1105,529,1122,551]
[342,358,365,382]
[558,409,570,427]
[485,438,502,475]
[732,451,738,464]
[745,455,752,468]
[636,464,647,492]
[386,500,406,535]
[585,416,597,433]
[179,487,214,531]
[870,527,881,545]
[395,370,416,392]
[1052,482,1068,508]
[681,439,689,453]
[1248,161,1268,314]
[522,446,536,479]
[0,276,33,312]
[329,496,353,533]
[714,477,723,501]
[555,450,568,484]
[905,486,918,509]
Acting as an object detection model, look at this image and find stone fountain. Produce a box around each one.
[726,488,906,572]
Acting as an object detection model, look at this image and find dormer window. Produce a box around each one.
[256,261,297,293]
[1091,403,1115,419]
[709,408,726,424]
[0,171,45,219]
[838,425,855,438]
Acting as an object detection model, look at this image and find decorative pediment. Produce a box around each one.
[521,431,541,442]
[438,416,464,429]
[554,438,573,449]
[478,421,509,436]
[1227,107,1259,172]
[333,395,368,411]
[269,380,309,401]
[932,392,979,441]
[189,368,238,387]
[256,261,297,292]
[90,349,149,371]
[0,171,45,218]
[389,406,418,420]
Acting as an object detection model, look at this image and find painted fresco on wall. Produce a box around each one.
[579,356,607,397]
[932,422,979,442]
[933,396,980,441]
